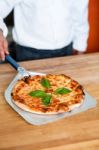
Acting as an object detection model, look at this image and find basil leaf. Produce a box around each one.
[42,94,52,106]
[29,90,46,97]
[29,90,52,106]
[55,87,72,94]
[41,78,51,88]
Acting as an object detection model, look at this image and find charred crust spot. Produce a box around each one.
[11,92,13,96]
[68,110,72,112]
[83,91,85,95]
[18,99,24,103]
[22,76,31,83]
[61,74,71,79]
[75,85,84,95]
[77,85,83,90]
[42,107,49,113]
[56,103,69,111]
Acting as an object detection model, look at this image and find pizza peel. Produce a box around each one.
[4,55,97,125]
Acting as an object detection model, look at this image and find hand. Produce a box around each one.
[0,29,9,61]
[73,49,84,55]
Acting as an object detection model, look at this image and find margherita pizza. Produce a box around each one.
[11,74,85,114]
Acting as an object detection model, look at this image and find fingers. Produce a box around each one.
[0,37,9,61]
[77,51,84,55]
[73,49,85,55]
[0,49,9,61]
[0,48,5,61]
[3,39,9,55]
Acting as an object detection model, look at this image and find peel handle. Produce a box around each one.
[5,55,20,70]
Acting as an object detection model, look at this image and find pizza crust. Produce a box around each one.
[12,98,84,115]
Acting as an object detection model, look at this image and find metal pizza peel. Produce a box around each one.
[4,55,97,125]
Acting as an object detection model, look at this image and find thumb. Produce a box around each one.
[3,39,9,54]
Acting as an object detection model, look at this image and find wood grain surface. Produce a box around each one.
[0,53,99,150]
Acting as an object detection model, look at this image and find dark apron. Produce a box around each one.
[9,42,73,61]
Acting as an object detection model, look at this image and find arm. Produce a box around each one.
[0,0,22,61]
[72,0,89,53]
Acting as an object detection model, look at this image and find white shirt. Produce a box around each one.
[0,0,89,51]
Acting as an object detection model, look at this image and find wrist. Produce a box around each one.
[73,49,85,55]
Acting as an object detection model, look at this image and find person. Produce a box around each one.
[0,0,89,61]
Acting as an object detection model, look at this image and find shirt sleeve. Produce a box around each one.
[0,0,22,37]
[72,0,89,52]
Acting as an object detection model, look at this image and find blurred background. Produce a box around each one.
[4,0,99,54]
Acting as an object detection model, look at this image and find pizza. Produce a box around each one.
[11,74,85,114]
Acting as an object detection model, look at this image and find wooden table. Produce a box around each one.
[0,53,99,150]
